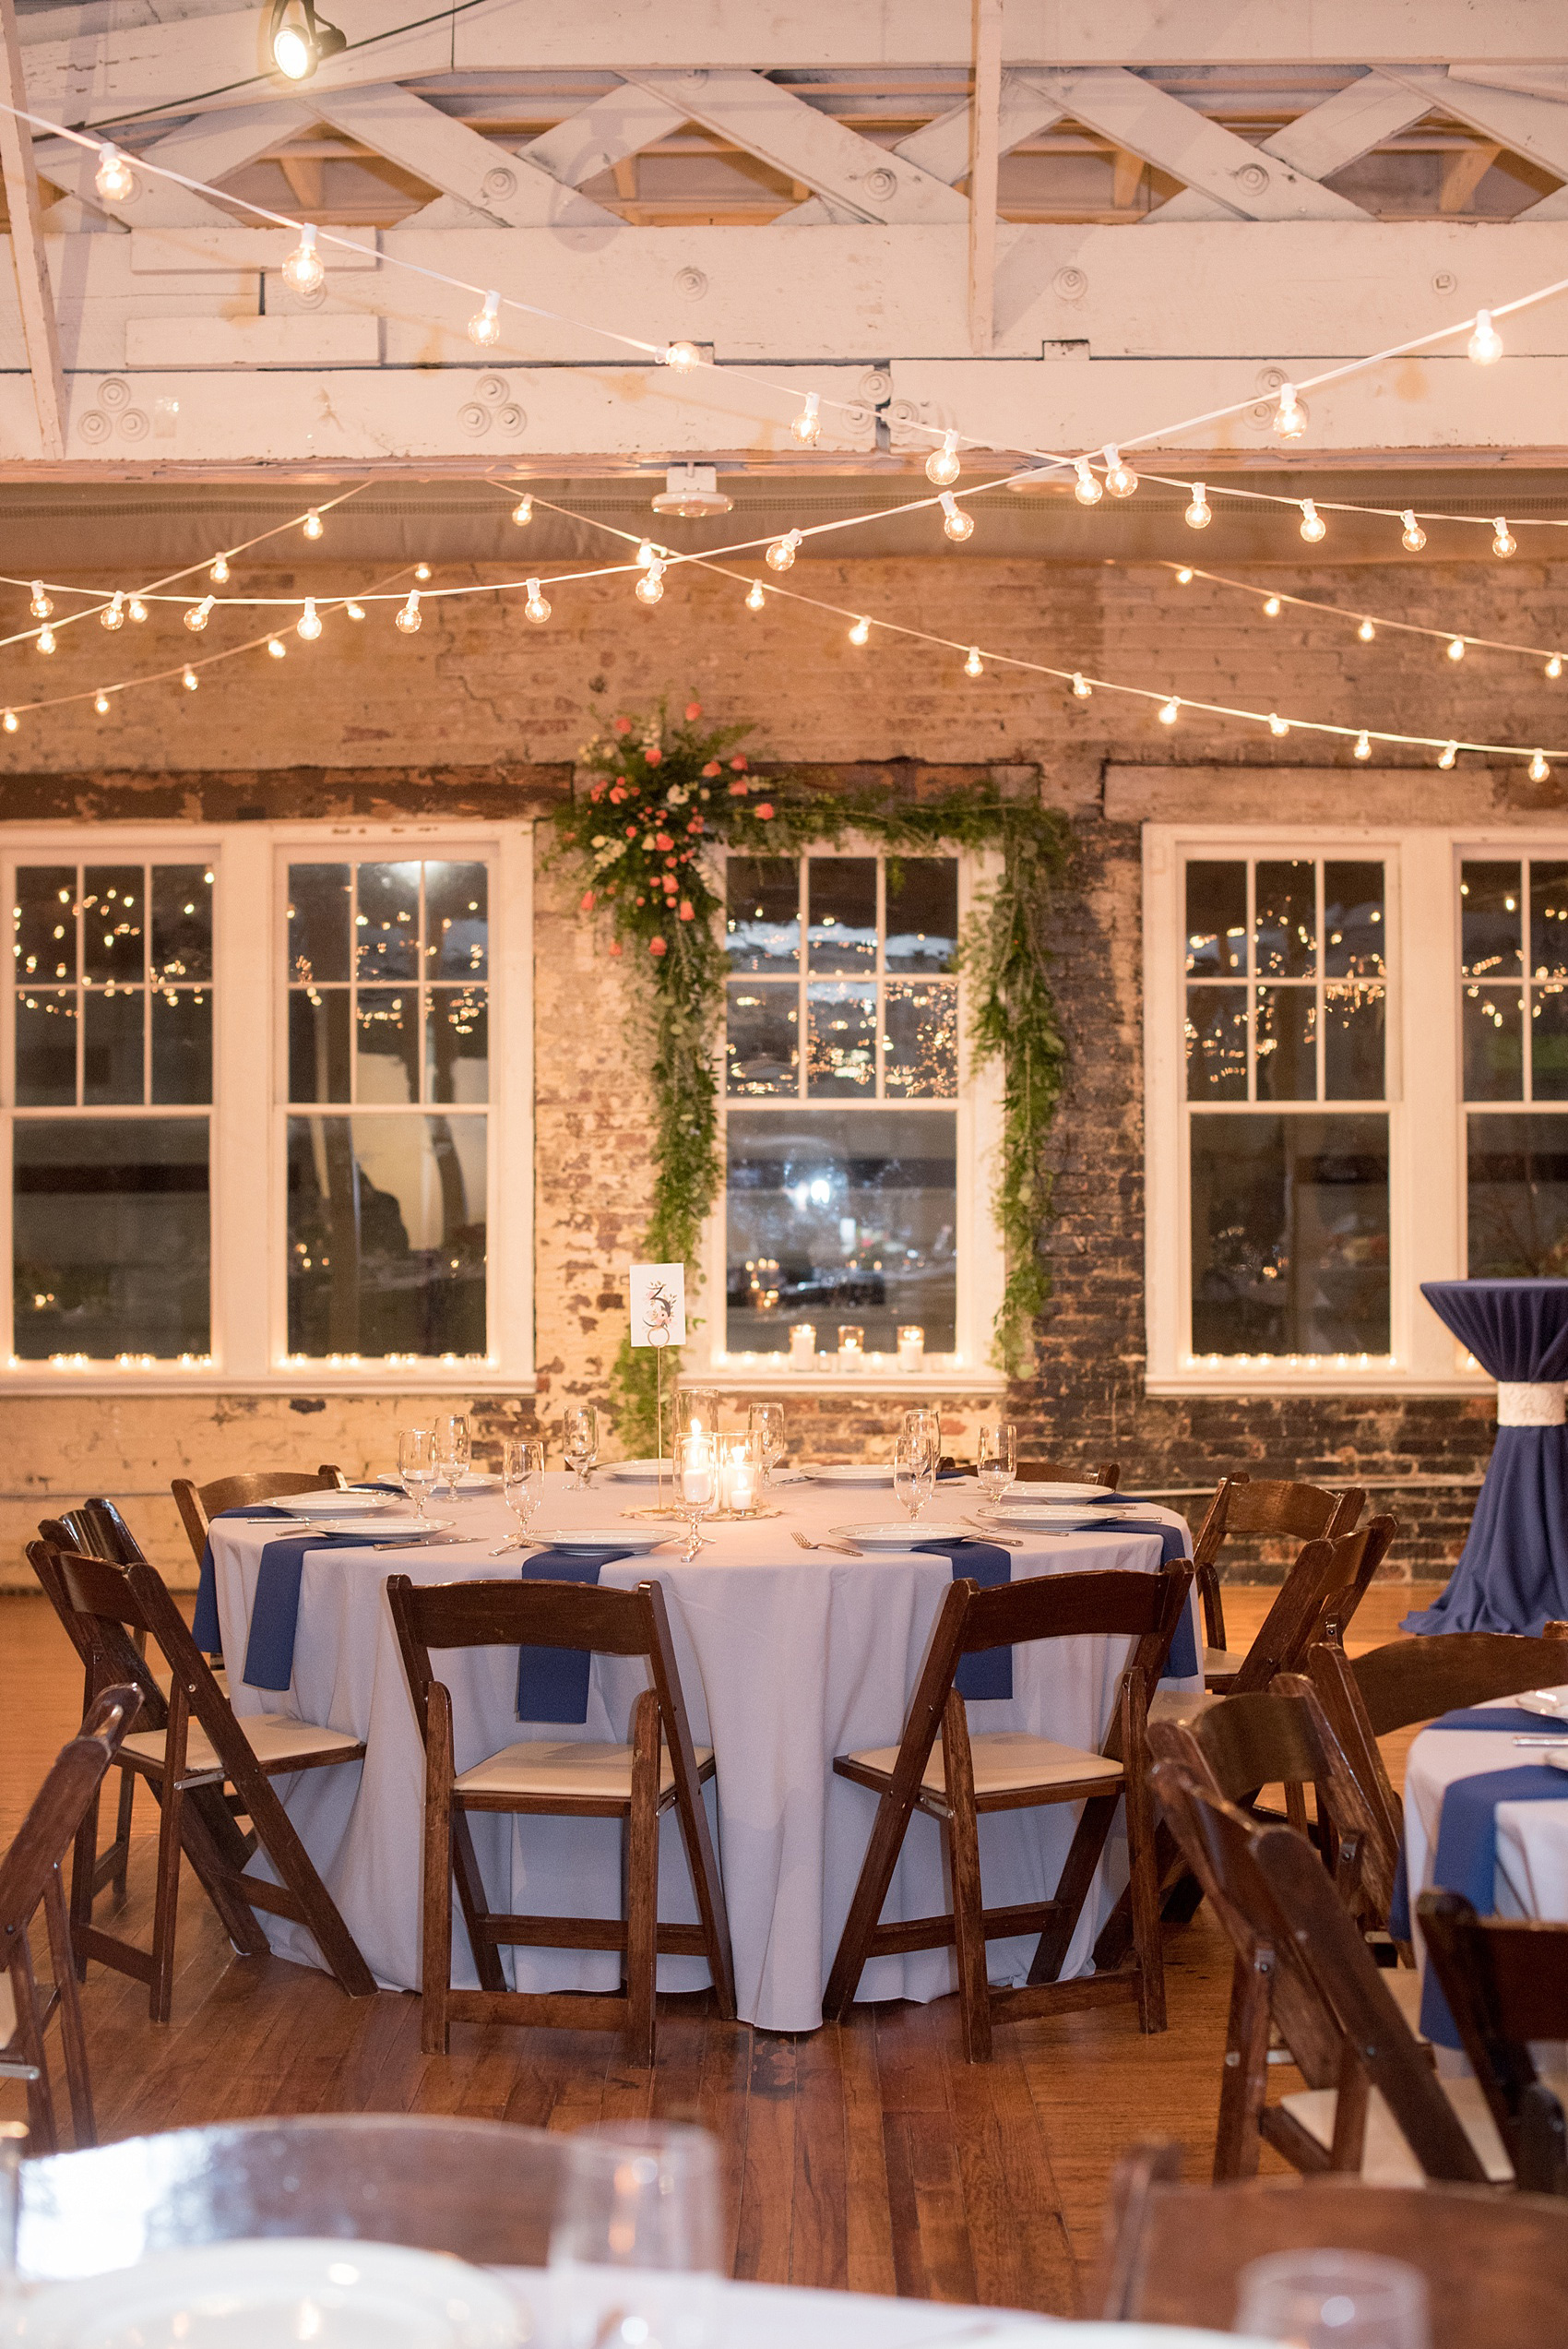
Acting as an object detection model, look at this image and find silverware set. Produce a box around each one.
[792,1532,862,1557]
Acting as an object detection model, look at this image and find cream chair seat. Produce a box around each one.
[1277,2070,1561,2187]
[457,1738,713,1801]
[846,1729,1123,1799]
[122,1715,362,1777]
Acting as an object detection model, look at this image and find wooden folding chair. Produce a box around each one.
[1016,1459,1121,1488]
[1417,1893,1568,2197]
[44,1544,375,2021]
[2,1686,137,2152]
[823,1559,1194,2060]
[172,1464,345,1569]
[386,1571,734,2068]
[1099,2141,1568,2345]
[1190,1474,1367,1681]
[1153,1760,1514,2186]
[30,1532,144,1915]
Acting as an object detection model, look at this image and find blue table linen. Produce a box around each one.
[243,1532,369,1690]
[191,1506,294,1655]
[911,1538,1015,1699]
[1392,1761,1568,2046]
[514,1545,638,1724]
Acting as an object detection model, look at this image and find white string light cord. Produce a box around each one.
[1162,559,1567,679]
[18,95,1568,551]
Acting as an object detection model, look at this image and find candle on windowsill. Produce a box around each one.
[789,1322,816,1368]
[837,1324,864,1367]
[897,1324,925,1371]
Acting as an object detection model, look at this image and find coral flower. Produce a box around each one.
[679,900,695,921]
[613,716,633,734]
[645,746,663,766]
[730,754,748,770]
[754,802,775,819]
[579,890,595,912]
[655,832,673,850]
[702,759,721,777]
[609,783,628,804]
[649,936,667,955]
[728,780,750,796]
[685,701,702,720]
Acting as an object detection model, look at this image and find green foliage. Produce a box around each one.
[552,700,1071,1445]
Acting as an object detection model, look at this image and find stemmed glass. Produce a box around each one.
[678,1428,717,1560]
[434,1410,470,1498]
[893,1432,935,1524]
[550,2122,723,2349]
[398,1426,437,1523]
[901,1407,941,1468]
[747,1401,786,1486]
[977,1423,1017,1503]
[1236,2251,1431,2349]
[493,1437,544,1555]
[564,1403,600,1491]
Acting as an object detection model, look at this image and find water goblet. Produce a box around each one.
[398,1426,437,1523]
[900,1406,941,1469]
[747,1401,786,1486]
[1236,2250,1431,2349]
[434,1409,470,1498]
[894,1433,935,1523]
[977,1422,1017,1502]
[550,2122,723,2349]
[493,1437,544,1555]
[563,1402,600,1491]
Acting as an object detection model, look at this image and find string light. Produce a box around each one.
[1358,618,1376,642]
[1467,308,1503,364]
[1158,696,1180,725]
[29,581,50,618]
[1550,656,1564,680]
[745,579,766,611]
[1072,673,1092,698]
[281,224,325,297]
[1530,750,1551,781]
[94,143,134,202]
[1268,712,1289,736]
[209,554,230,584]
[101,592,125,631]
[1184,483,1211,530]
[791,392,822,447]
[1401,510,1427,552]
[512,496,533,527]
[1272,382,1308,438]
[1263,595,1282,617]
[849,616,870,646]
[184,598,213,632]
[1175,566,1194,585]
[635,540,657,568]
[35,626,54,655]
[267,637,286,659]
[182,667,199,691]
[3,711,18,733]
[1103,446,1138,497]
[964,646,983,677]
[635,562,666,605]
[1447,637,1467,662]
[395,590,422,633]
[297,597,322,640]
[415,562,432,582]
[1299,498,1325,543]
[303,508,323,543]
[1439,741,1458,768]
[1073,457,1103,507]
[661,340,702,370]
[766,531,802,571]
[94,689,110,714]
[468,291,501,348]
[524,578,551,624]
[940,493,974,542]
[1354,732,1372,759]
[925,431,960,487]
[128,599,147,624]
[1492,517,1517,558]
[345,601,365,621]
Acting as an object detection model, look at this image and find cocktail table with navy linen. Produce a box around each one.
[201,1469,1201,2034]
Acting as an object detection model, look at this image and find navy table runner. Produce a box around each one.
[1392,1760,1568,2045]
[191,1506,293,1656]
[515,1545,638,1723]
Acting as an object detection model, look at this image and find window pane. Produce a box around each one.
[1463,983,1524,1100]
[1533,984,1568,1103]
[1467,1113,1568,1275]
[1190,1113,1389,1356]
[884,983,957,1098]
[425,988,488,1103]
[1324,862,1385,978]
[808,859,876,972]
[14,866,75,985]
[1461,861,1523,978]
[1531,861,1568,981]
[425,863,488,981]
[726,858,799,972]
[885,859,958,974]
[288,864,350,984]
[286,1114,485,1357]
[1254,860,1316,977]
[289,991,350,1103]
[1185,861,1246,975]
[355,862,420,981]
[726,1107,956,1354]
[1324,984,1385,1101]
[16,989,76,1105]
[13,1117,208,1360]
[1255,986,1316,1101]
[355,987,418,1103]
[726,981,798,1096]
[83,989,143,1106]
[807,981,877,1095]
[152,990,212,1105]
[1185,986,1247,1099]
[82,866,145,986]
[151,864,213,984]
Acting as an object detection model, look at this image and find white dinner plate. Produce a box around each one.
[273,1490,398,1520]
[1007,1481,1118,1504]
[536,1524,673,1553]
[599,1458,673,1482]
[803,1464,897,1485]
[302,1516,455,1542]
[7,2237,521,2348]
[1515,1687,1568,1718]
[830,1520,974,1549]
[979,1500,1153,1527]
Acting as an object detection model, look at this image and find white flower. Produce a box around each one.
[665,784,689,805]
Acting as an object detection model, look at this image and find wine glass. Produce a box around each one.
[550,2122,723,2349]
[398,1426,437,1523]
[977,1422,1017,1502]
[493,1437,544,1555]
[893,1432,935,1523]
[1236,2251,1431,2349]
[563,1402,600,1491]
[900,1406,940,1468]
[747,1401,786,1486]
[434,1410,469,1498]
[678,1428,717,1559]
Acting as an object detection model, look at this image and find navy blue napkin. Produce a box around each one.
[243,1531,368,1690]
[1427,1706,1568,1735]
[1086,1519,1199,1680]
[912,1537,1015,1699]
[515,1546,637,1723]
[191,1506,294,1655]
[1395,1763,1568,2045]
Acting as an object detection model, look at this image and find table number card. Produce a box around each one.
[630,1262,685,1348]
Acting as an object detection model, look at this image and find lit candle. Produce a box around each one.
[790,1322,816,1367]
[725,1438,757,1514]
[897,1324,925,1371]
[837,1323,863,1366]
[679,1429,713,1507]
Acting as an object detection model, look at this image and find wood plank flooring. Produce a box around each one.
[0,1585,1437,2316]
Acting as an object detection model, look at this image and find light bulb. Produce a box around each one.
[95,144,135,203]
[209,554,230,584]
[1103,445,1138,497]
[395,591,422,633]
[182,666,198,692]
[662,340,702,370]
[303,508,323,542]
[964,646,983,677]
[1175,566,1194,585]
[926,432,961,488]
[791,392,822,447]
[101,592,125,631]
[128,599,147,624]
[468,291,501,348]
[29,581,50,618]
[1073,457,1103,507]
[1184,483,1211,530]
[345,601,365,621]
[94,690,111,715]
[849,616,870,646]
[3,710,18,733]
[1467,308,1503,364]
[1273,382,1307,438]
[766,531,802,571]
[1358,618,1375,642]
[524,578,551,624]
[1299,498,1325,543]
[1354,732,1371,759]
[272,18,314,78]
[1268,712,1289,736]
[282,224,325,297]
[1492,517,1516,558]
[940,493,974,542]
[267,637,286,659]
[415,562,431,582]
[636,540,656,568]
[1548,655,1563,680]
[635,563,665,605]
[745,579,766,612]
[1263,595,1282,617]
[1401,510,1427,552]
[512,496,533,527]
[1438,741,1458,769]
[1447,636,1466,662]
[184,598,213,633]
[1158,696,1180,725]
[35,626,54,656]
[1072,673,1092,698]
[1530,750,1551,782]
[297,597,322,640]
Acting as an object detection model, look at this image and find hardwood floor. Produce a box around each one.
[1,1585,1437,2315]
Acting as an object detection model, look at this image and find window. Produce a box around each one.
[0,824,532,1392]
[1461,857,1568,1277]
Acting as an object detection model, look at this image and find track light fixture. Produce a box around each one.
[268,0,346,82]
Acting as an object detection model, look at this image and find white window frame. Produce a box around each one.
[689,840,1006,1397]
[1142,819,1563,1397]
[0,817,534,1396]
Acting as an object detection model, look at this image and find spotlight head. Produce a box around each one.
[269,0,346,82]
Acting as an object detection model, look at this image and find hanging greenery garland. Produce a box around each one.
[552,700,1071,1447]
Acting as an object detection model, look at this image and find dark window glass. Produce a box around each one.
[355,987,418,1104]
[883,983,957,1098]
[1324,862,1385,979]
[1531,862,1568,981]
[286,1114,485,1357]
[1463,983,1525,1101]
[81,866,144,987]
[1467,1114,1568,1276]
[1324,985,1385,1101]
[1185,861,1246,975]
[1190,1113,1389,1356]
[152,989,212,1105]
[807,981,877,1095]
[726,1107,956,1354]
[287,864,350,984]
[355,862,420,981]
[15,989,76,1105]
[808,859,876,972]
[1532,985,1568,1103]
[14,866,75,985]
[1254,860,1316,977]
[726,982,798,1096]
[82,989,143,1105]
[13,1117,209,1359]
[289,991,351,1103]
[425,989,488,1103]
[1461,861,1523,979]
[1255,986,1317,1101]
[725,858,799,972]
[424,863,488,982]
[151,864,213,984]
[885,859,958,974]
[1185,986,1247,1100]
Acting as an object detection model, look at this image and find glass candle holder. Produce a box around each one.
[837,1324,864,1365]
[897,1324,925,1370]
[722,1434,761,1515]
[789,1322,816,1367]
[676,1389,719,1443]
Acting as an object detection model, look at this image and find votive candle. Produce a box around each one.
[897,1324,925,1370]
[790,1322,816,1367]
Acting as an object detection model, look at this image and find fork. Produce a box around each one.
[964,1520,1022,1547]
[792,1531,862,1557]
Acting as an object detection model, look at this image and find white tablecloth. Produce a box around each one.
[208,1474,1199,2033]
[1402,1690,1568,1926]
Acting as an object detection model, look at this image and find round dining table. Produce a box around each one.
[204,1472,1201,2034]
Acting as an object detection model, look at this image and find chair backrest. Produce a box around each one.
[171,1465,344,1564]
[1015,1460,1121,1489]
[17,2115,564,2280]
[1334,1626,1568,1738]
[1192,1474,1366,1570]
[1,1685,137,1947]
[1417,1891,1568,2196]
[1229,1515,1397,1693]
[28,1540,169,1726]
[1099,2141,1568,2343]
[81,1500,149,1567]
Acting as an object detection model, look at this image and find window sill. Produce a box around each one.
[1146,1366,1491,1398]
[0,1368,539,1399]
[703,1360,1008,1397]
